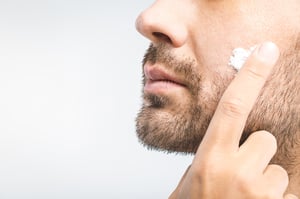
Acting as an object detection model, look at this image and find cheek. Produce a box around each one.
[199,45,237,83]
[197,62,236,109]
[193,32,238,74]
[191,39,237,94]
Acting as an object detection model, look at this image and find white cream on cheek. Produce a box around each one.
[229,46,257,70]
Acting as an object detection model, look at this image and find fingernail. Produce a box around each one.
[257,42,279,64]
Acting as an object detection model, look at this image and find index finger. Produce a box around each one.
[199,42,279,153]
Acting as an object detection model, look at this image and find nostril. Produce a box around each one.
[152,32,172,44]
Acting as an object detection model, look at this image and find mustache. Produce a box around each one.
[142,44,201,93]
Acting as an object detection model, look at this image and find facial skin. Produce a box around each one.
[137,0,300,157]
[135,0,300,189]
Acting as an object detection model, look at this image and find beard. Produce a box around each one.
[136,43,226,153]
[136,40,300,159]
[136,93,212,153]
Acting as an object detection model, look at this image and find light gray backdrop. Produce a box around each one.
[0,0,193,198]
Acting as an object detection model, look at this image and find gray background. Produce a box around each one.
[0,0,192,198]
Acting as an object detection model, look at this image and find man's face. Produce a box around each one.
[135,0,300,153]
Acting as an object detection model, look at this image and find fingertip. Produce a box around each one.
[255,42,280,65]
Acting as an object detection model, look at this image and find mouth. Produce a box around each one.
[143,63,187,94]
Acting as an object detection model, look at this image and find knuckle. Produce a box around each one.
[234,170,254,192]
[269,164,289,180]
[251,131,278,150]
[192,156,228,180]
[193,160,217,178]
[231,163,261,193]
[265,164,289,196]
[263,184,286,199]
[220,98,248,118]
[244,66,267,81]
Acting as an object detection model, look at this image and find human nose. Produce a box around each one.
[135,1,188,48]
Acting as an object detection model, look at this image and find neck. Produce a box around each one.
[287,170,300,197]
[271,129,300,197]
[285,130,300,197]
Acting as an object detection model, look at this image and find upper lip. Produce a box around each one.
[144,64,186,86]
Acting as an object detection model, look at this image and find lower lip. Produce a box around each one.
[144,79,186,94]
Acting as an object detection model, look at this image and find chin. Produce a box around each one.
[136,93,214,153]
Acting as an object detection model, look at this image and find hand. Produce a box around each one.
[169,42,298,199]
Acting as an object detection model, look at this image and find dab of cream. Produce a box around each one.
[229,46,257,70]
